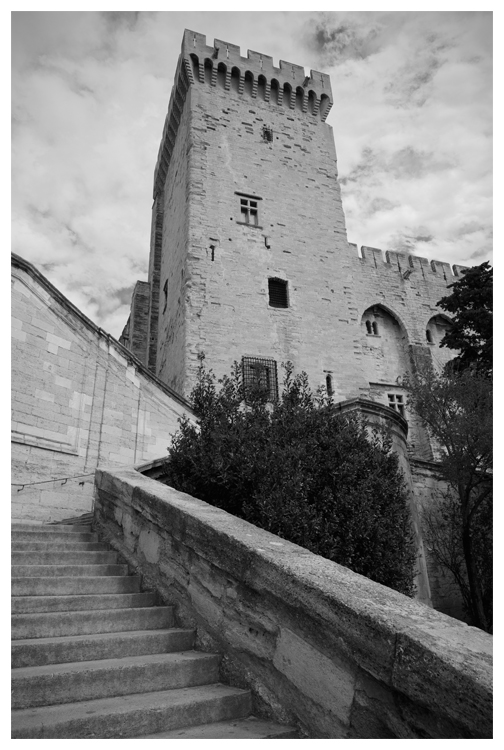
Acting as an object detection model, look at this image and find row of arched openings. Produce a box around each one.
[189,54,331,119]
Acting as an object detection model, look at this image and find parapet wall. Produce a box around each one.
[356,244,468,281]
[94,467,492,739]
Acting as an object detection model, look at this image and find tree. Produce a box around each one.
[161,358,417,597]
[404,366,492,632]
[438,261,492,377]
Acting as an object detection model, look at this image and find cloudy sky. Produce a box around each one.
[12,11,493,338]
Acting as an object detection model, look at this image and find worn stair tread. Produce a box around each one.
[12,628,195,667]
[13,649,215,678]
[12,575,141,596]
[11,683,252,739]
[11,530,98,543]
[11,550,118,564]
[11,523,93,533]
[139,716,299,739]
[12,606,174,639]
[12,591,156,614]
[12,651,221,708]
[12,563,129,577]
[11,541,109,551]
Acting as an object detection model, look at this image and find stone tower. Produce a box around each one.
[141,29,361,400]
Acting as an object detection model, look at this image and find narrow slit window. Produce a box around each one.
[365,320,372,334]
[326,373,333,397]
[372,321,378,335]
[268,278,288,308]
[163,280,168,313]
[426,329,433,343]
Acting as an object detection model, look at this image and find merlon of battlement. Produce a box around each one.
[355,244,468,279]
[181,29,332,99]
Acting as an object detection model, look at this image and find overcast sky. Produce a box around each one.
[12,11,493,338]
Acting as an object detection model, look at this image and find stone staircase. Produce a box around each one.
[11,522,297,739]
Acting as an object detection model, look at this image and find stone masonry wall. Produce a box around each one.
[94,467,492,739]
[147,36,465,406]
[11,255,193,523]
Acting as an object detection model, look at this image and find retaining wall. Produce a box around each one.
[93,467,492,739]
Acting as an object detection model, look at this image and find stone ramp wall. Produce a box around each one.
[94,467,492,739]
[11,254,193,523]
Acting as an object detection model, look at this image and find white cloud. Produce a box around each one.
[11,11,492,337]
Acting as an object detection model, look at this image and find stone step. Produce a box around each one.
[11,550,118,565]
[12,591,156,614]
[12,530,98,543]
[12,628,195,668]
[11,683,252,739]
[12,523,93,533]
[12,575,141,596]
[12,606,174,640]
[11,541,109,552]
[12,651,220,709]
[12,563,129,578]
[140,716,299,739]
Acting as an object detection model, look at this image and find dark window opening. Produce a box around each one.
[242,356,278,403]
[262,125,273,142]
[268,278,288,308]
[162,280,168,313]
[236,192,261,226]
[388,393,405,418]
[372,321,378,335]
[326,373,333,397]
[365,320,372,334]
[426,329,433,343]
[210,244,216,261]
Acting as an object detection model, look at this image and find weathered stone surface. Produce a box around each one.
[94,467,493,739]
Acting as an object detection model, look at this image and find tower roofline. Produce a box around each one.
[181,29,333,99]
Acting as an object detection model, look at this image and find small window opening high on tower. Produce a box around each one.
[236,193,261,226]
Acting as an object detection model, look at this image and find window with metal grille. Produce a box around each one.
[268,278,288,308]
[262,125,273,142]
[387,393,405,418]
[242,356,278,402]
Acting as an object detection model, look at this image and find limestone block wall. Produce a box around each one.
[94,467,492,739]
[411,460,466,622]
[11,254,193,523]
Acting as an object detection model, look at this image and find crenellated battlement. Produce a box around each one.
[153,29,333,196]
[354,243,468,280]
[182,29,332,112]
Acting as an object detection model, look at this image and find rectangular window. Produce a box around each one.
[387,393,405,418]
[268,278,288,308]
[236,192,262,227]
[242,356,278,402]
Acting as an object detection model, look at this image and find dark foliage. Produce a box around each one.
[404,366,492,632]
[161,359,416,596]
[438,261,492,377]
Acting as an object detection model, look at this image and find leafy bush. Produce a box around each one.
[161,358,416,596]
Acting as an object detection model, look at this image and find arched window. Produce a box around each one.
[244,71,253,96]
[426,329,433,343]
[372,321,378,335]
[295,86,304,112]
[204,58,213,85]
[217,62,227,89]
[257,74,267,100]
[307,90,316,115]
[270,79,280,105]
[366,320,372,334]
[231,66,240,93]
[283,82,292,109]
